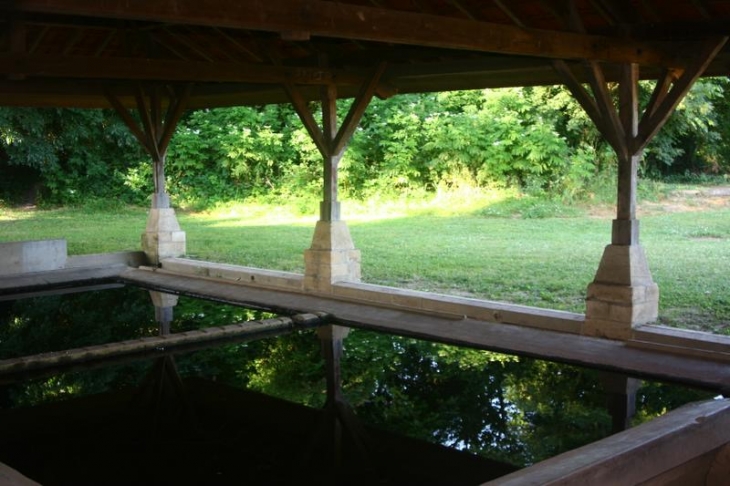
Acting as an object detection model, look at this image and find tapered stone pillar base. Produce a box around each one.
[584,244,659,340]
[141,208,186,265]
[149,291,179,335]
[304,220,361,292]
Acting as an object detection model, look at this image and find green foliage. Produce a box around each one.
[0,108,145,206]
[3,79,730,208]
[644,78,728,176]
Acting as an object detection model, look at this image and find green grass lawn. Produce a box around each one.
[1,187,728,334]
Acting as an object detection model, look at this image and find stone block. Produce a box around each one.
[593,244,655,286]
[141,208,186,264]
[303,219,361,292]
[584,243,660,340]
[0,239,67,275]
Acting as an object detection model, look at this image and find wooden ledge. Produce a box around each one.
[487,398,730,485]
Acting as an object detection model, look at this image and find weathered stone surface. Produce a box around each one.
[584,243,659,340]
[303,220,361,292]
[0,239,67,276]
[141,208,186,264]
[160,257,304,291]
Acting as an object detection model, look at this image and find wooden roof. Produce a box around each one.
[1,1,730,108]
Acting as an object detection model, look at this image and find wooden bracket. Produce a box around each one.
[554,36,727,160]
[285,61,387,159]
[105,83,193,161]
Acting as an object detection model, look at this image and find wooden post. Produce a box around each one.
[321,83,341,222]
[600,371,641,434]
[107,83,192,264]
[554,37,726,339]
[286,62,386,292]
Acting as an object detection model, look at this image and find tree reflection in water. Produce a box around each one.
[0,288,715,468]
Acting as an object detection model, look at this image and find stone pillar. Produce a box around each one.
[141,206,186,266]
[584,240,659,339]
[304,219,361,292]
[584,154,659,339]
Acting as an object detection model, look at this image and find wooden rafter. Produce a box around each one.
[8,0,678,66]
[0,52,382,88]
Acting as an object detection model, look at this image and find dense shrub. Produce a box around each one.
[2,79,729,207]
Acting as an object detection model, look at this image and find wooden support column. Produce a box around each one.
[106,84,192,265]
[554,37,726,339]
[600,371,641,434]
[286,62,386,292]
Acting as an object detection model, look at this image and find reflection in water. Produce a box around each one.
[0,288,716,484]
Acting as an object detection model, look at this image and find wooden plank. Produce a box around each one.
[486,398,730,485]
[8,0,677,66]
[65,251,146,268]
[119,268,730,392]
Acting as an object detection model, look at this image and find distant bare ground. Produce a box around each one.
[642,186,730,214]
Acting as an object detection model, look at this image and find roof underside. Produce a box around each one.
[1,0,730,108]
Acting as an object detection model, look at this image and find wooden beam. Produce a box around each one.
[552,60,623,157]
[636,36,728,152]
[331,62,387,156]
[7,0,678,66]
[0,53,371,86]
[492,399,730,485]
[284,82,329,158]
[158,83,193,155]
[105,89,153,153]
[586,61,628,159]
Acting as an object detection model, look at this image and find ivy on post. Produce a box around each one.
[106,83,193,266]
[554,36,727,339]
[285,61,387,292]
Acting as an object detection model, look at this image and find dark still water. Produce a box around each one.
[0,287,717,485]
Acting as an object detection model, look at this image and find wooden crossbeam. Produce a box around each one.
[285,61,385,220]
[0,53,370,85]
[8,0,677,66]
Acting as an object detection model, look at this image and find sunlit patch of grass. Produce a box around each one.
[2,185,728,333]
[197,201,318,227]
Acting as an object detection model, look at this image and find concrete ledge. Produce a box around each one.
[66,251,147,269]
[160,257,304,292]
[333,281,584,334]
[0,239,67,276]
[158,258,583,334]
